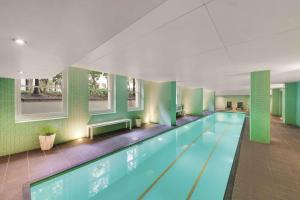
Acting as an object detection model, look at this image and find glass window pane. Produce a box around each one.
[20,73,63,115]
[128,78,136,108]
[89,71,112,112]
[128,78,142,109]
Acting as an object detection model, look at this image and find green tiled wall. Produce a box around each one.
[89,75,143,132]
[182,87,203,115]
[250,70,270,144]
[0,67,144,156]
[0,67,87,155]
[144,81,176,126]
[271,89,281,116]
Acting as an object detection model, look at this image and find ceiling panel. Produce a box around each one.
[87,5,223,79]
[81,0,300,93]
[1,0,300,94]
[76,0,205,67]
[206,0,300,46]
[0,0,167,78]
[227,28,300,80]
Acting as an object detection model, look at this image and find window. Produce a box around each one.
[128,77,143,111]
[89,71,115,114]
[16,71,67,121]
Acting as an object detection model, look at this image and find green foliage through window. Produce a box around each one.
[88,71,109,99]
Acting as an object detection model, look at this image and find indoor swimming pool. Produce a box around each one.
[30,112,245,200]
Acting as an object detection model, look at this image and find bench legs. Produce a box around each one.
[126,121,132,130]
[89,120,132,140]
[89,127,93,140]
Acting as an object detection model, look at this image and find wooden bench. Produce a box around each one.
[87,119,132,140]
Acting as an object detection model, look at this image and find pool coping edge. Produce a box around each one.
[223,115,247,200]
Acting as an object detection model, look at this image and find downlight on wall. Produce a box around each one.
[12,38,27,45]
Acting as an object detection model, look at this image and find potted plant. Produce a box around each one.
[39,125,57,150]
[135,117,142,128]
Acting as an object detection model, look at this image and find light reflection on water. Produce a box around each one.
[127,147,138,171]
[88,160,110,198]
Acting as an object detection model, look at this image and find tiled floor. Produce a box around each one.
[0,116,199,200]
[1,115,300,200]
[176,115,200,126]
[232,116,300,200]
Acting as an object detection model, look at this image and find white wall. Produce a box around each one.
[216,95,249,111]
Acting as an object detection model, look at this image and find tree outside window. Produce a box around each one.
[19,73,64,115]
[88,71,114,113]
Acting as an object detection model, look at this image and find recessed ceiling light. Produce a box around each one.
[19,71,24,74]
[12,38,27,45]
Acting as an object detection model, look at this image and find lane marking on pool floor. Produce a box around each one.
[186,125,232,200]
[137,126,212,200]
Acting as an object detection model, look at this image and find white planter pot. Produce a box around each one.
[39,133,56,150]
[135,119,142,128]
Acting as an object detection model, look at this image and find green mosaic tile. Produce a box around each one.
[250,70,270,144]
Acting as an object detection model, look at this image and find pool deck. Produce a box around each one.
[0,115,200,200]
[1,114,300,199]
[232,116,300,200]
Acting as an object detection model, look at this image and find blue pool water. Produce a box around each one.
[30,112,245,200]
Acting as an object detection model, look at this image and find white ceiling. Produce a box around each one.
[0,0,166,77]
[1,0,300,95]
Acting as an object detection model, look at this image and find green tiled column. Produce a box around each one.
[203,89,214,112]
[279,89,283,116]
[210,91,216,112]
[0,78,16,155]
[250,70,270,144]
[297,83,300,126]
[168,81,177,126]
[284,82,297,125]
[271,89,281,116]
[182,87,203,115]
[144,81,176,126]
[282,88,286,123]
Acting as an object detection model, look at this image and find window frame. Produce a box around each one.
[88,73,116,115]
[127,78,144,112]
[15,70,68,123]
